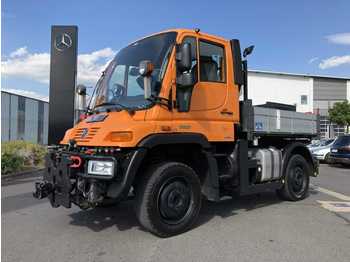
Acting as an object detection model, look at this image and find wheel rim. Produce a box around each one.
[325,153,330,163]
[291,166,306,196]
[158,177,192,225]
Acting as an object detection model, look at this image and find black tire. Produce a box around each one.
[134,162,202,237]
[324,153,330,164]
[277,154,311,201]
[96,197,120,208]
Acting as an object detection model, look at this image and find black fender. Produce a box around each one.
[107,148,146,199]
[138,133,211,149]
[281,142,318,177]
[137,133,219,201]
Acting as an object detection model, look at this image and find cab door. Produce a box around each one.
[191,39,227,111]
[171,34,236,141]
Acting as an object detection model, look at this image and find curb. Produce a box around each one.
[2,168,44,182]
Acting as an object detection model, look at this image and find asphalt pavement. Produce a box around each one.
[2,164,350,262]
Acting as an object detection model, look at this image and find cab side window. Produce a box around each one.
[182,36,198,83]
[199,41,226,82]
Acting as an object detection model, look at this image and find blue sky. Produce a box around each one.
[2,0,350,98]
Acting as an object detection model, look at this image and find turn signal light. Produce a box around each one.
[108,131,133,142]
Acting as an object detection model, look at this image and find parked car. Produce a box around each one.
[309,138,335,163]
[329,135,350,166]
[308,139,334,150]
[307,140,321,149]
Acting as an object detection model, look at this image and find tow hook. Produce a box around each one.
[33,181,54,199]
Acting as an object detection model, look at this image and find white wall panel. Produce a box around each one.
[248,72,313,113]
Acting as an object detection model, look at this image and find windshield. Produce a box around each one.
[89,32,177,111]
[333,136,350,147]
[310,139,334,147]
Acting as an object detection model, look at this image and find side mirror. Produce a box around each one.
[76,84,87,111]
[243,45,255,58]
[139,60,154,99]
[176,72,194,112]
[139,60,154,77]
[177,43,192,72]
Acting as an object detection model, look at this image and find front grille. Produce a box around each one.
[73,127,100,143]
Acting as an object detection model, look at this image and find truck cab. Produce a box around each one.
[34,29,318,237]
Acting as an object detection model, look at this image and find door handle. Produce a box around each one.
[220,109,233,115]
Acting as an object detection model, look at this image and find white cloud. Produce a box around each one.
[2,51,50,84]
[1,47,116,85]
[308,57,319,64]
[77,48,116,84]
[319,55,350,69]
[326,33,350,45]
[10,47,28,58]
[2,88,49,102]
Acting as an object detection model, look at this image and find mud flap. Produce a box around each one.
[44,153,73,208]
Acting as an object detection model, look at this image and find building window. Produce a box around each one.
[17,96,26,140]
[37,101,44,144]
[199,41,226,82]
[301,95,308,105]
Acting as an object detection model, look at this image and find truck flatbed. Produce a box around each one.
[252,106,318,137]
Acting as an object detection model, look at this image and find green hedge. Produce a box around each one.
[1,141,47,175]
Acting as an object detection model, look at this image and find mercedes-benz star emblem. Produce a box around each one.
[81,128,88,138]
[55,33,72,51]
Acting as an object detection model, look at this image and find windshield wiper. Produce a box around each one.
[93,102,136,114]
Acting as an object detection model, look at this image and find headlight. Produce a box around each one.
[87,160,114,176]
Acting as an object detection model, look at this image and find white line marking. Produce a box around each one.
[311,184,350,201]
[317,201,350,213]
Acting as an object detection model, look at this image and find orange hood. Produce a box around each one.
[60,110,156,148]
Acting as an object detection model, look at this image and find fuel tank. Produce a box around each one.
[251,147,282,182]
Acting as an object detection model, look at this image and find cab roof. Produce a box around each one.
[133,28,229,45]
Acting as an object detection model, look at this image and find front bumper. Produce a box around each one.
[33,147,145,209]
[312,154,325,161]
[329,156,350,165]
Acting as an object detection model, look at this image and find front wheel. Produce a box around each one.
[134,162,202,237]
[324,153,330,164]
[277,154,311,201]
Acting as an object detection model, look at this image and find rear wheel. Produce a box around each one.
[277,154,310,201]
[135,162,202,237]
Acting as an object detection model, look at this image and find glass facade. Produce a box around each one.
[319,116,345,139]
[1,91,49,144]
[17,96,26,140]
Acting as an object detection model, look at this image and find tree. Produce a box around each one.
[328,100,350,133]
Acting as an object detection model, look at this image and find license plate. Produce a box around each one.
[331,149,338,153]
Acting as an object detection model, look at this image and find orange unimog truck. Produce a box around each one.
[34,29,319,237]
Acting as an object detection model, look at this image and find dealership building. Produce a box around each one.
[1,90,49,144]
[1,71,349,144]
[248,70,350,138]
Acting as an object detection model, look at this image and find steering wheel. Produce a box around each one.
[109,83,126,101]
